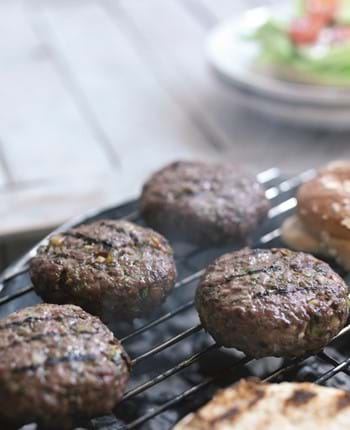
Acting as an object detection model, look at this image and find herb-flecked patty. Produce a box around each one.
[140,161,270,244]
[30,220,177,320]
[195,248,349,358]
[0,303,131,430]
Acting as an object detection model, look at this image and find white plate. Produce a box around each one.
[229,84,350,130]
[206,6,350,107]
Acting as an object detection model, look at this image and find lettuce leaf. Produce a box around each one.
[336,0,350,24]
[253,20,296,63]
[251,17,350,84]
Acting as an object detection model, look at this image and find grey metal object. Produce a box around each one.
[3,166,349,430]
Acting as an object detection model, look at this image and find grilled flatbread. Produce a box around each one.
[174,379,350,429]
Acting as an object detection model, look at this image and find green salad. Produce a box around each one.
[251,0,350,85]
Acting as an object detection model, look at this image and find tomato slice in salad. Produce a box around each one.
[306,0,338,22]
[290,15,325,44]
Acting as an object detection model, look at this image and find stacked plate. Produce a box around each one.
[206,6,350,130]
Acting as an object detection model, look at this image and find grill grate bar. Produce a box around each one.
[123,322,350,428]
[256,167,281,184]
[122,356,251,430]
[318,350,339,366]
[174,270,205,290]
[122,378,212,430]
[316,351,350,379]
[334,324,350,339]
[262,324,350,384]
[259,228,281,244]
[121,300,194,343]
[316,356,350,385]
[265,169,315,200]
[268,197,296,219]
[263,357,306,383]
[0,266,29,284]
[131,324,202,365]
[0,285,35,306]
[317,351,350,379]
[122,343,219,402]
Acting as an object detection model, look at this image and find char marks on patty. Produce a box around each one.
[196,248,348,357]
[30,220,177,320]
[140,160,270,245]
[0,303,130,430]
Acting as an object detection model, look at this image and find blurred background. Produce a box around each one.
[1,0,350,270]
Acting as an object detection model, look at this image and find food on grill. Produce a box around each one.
[0,303,131,430]
[174,378,350,429]
[282,160,350,270]
[195,248,348,357]
[30,220,177,320]
[140,160,270,245]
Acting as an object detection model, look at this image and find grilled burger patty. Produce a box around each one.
[0,303,131,430]
[174,379,350,429]
[30,220,177,320]
[195,248,349,357]
[140,161,270,244]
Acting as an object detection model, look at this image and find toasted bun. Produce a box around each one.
[282,215,350,271]
[281,215,321,255]
[297,160,350,241]
[281,160,350,271]
[174,379,350,429]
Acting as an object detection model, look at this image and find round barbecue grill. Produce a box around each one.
[1,167,350,430]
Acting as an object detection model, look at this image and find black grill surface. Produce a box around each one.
[1,168,350,430]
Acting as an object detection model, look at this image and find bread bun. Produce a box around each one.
[282,161,350,270]
[174,379,350,429]
[297,160,350,240]
[281,215,321,254]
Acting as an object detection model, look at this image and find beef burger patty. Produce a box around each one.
[30,220,177,320]
[0,303,130,430]
[196,248,349,357]
[140,161,270,244]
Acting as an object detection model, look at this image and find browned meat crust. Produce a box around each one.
[30,220,177,320]
[0,303,131,430]
[140,161,270,245]
[196,248,349,357]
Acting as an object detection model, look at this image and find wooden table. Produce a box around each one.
[1,0,350,267]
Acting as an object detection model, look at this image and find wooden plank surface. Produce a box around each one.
[0,0,350,253]
[0,171,122,238]
[0,0,221,239]
[110,0,350,174]
[195,0,277,22]
[108,0,277,168]
[0,1,112,183]
[33,0,219,175]
[107,0,232,152]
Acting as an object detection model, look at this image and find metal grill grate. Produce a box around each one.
[1,167,350,430]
